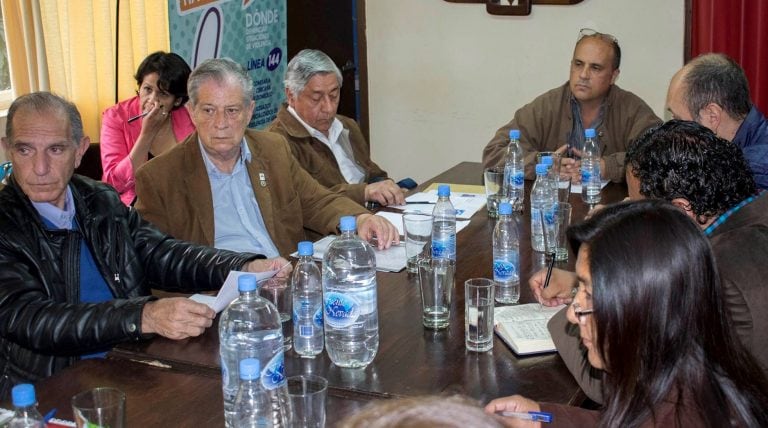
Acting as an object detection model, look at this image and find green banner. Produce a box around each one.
[169,0,287,128]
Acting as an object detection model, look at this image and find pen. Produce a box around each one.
[127,111,149,123]
[405,201,435,205]
[542,255,555,289]
[43,408,57,423]
[498,411,553,423]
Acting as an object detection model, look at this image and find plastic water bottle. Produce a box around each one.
[292,241,324,357]
[322,216,379,368]
[503,129,525,211]
[232,358,276,427]
[581,128,602,205]
[493,202,520,304]
[8,384,44,428]
[431,184,457,261]
[219,274,290,427]
[541,155,556,183]
[530,163,556,252]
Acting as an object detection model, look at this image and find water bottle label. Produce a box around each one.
[324,292,360,328]
[261,352,286,390]
[493,259,517,281]
[505,168,524,188]
[431,236,456,259]
[544,206,556,226]
[582,169,592,183]
[313,307,324,328]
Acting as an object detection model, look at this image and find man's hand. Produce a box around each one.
[484,394,542,428]
[529,267,577,307]
[356,213,399,250]
[245,257,292,278]
[364,180,406,206]
[558,145,582,183]
[141,298,216,340]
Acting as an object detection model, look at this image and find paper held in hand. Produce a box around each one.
[494,304,566,355]
[189,269,279,313]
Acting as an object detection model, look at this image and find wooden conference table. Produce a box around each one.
[30,162,627,425]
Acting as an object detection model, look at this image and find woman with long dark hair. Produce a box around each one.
[486,200,768,427]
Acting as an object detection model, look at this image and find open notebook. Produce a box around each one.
[494,304,565,355]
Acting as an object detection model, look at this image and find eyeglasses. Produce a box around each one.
[571,301,594,325]
[578,28,618,45]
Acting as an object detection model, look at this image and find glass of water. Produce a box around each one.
[464,278,495,352]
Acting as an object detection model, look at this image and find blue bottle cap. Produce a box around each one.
[535,163,548,175]
[437,184,451,197]
[509,129,520,139]
[541,156,553,166]
[297,241,313,256]
[585,128,596,138]
[11,384,35,407]
[239,358,261,380]
[498,202,513,215]
[237,274,257,292]
[339,216,357,232]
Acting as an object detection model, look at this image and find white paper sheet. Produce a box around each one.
[389,190,487,219]
[189,269,280,313]
[374,211,471,236]
[291,235,407,272]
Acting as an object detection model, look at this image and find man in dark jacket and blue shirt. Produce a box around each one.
[666,53,768,189]
[0,92,288,399]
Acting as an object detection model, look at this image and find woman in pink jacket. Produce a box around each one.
[100,51,195,205]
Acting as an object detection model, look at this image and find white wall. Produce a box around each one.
[365,0,685,183]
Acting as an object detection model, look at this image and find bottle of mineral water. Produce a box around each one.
[292,241,324,357]
[219,274,290,427]
[503,129,525,211]
[8,384,44,428]
[322,216,379,368]
[581,128,602,205]
[431,184,457,261]
[493,202,520,304]
[232,358,274,427]
[530,163,556,252]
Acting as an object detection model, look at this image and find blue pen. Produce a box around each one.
[499,411,553,423]
[43,408,57,423]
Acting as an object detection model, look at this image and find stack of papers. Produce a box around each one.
[291,235,407,273]
[390,188,488,219]
[374,211,471,236]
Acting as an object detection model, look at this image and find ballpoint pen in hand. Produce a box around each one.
[126,110,149,123]
[543,255,555,289]
[498,411,553,423]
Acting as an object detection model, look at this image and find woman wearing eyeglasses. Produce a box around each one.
[486,200,768,427]
[100,51,195,205]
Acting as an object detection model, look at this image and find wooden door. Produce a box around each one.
[286,0,368,138]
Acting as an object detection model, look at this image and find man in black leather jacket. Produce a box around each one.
[0,92,288,399]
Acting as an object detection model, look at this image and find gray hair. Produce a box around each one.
[684,53,751,121]
[187,57,253,106]
[338,395,504,428]
[284,49,342,96]
[6,92,84,145]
